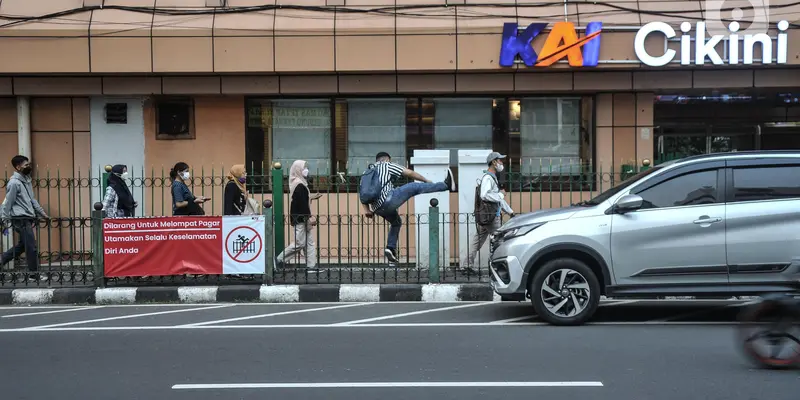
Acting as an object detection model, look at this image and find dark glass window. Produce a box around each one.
[635,170,718,209]
[731,166,800,202]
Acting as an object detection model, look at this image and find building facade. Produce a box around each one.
[0,0,798,226]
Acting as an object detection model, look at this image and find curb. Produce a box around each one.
[0,284,502,305]
[0,285,760,305]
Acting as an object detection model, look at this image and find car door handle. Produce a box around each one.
[693,216,722,225]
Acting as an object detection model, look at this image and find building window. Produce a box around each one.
[104,103,128,124]
[272,100,332,176]
[155,97,194,140]
[510,97,585,175]
[244,99,332,182]
[345,99,406,174]
[434,98,493,167]
[406,99,435,161]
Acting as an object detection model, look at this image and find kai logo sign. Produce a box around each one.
[499,21,603,68]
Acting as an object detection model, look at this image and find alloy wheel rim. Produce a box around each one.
[540,268,591,318]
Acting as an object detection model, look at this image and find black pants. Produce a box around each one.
[1,219,39,272]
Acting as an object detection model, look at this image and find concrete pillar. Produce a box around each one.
[16,96,31,158]
[456,149,492,269]
[410,150,450,270]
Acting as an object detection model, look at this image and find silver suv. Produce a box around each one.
[489,151,800,326]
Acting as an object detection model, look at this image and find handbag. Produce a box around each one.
[243,197,259,216]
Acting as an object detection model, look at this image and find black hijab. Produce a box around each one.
[108,164,134,217]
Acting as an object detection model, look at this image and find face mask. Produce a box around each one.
[238,177,246,184]
[21,166,32,175]
[496,164,504,173]
[302,169,309,177]
[181,171,191,180]
[120,172,130,180]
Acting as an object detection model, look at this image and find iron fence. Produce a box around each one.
[0,160,656,287]
[0,217,96,287]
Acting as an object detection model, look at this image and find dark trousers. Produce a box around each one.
[1,219,39,272]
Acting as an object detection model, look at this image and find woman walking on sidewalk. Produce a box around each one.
[170,161,210,216]
[276,160,322,271]
[223,164,256,216]
[102,164,137,218]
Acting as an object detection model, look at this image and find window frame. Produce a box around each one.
[243,94,597,193]
[154,96,195,140]
[628,160,726,211]
[724,157,800,204]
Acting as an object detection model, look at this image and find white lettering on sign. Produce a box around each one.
[634,20,790,67]
[272,107,330,128]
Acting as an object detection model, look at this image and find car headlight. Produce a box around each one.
[501,222,545,240]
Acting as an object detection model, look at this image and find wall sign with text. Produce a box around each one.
[634,20,791,67]
[499,21,602,68]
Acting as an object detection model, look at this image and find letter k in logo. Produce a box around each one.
[499,22,548,67]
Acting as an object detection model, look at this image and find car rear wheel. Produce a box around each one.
[529,258,601,326]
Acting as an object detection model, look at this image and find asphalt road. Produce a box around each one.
[1,300,797,400]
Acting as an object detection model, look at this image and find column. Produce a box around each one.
[16,96,30,157]
[410,150,450,270]
[456,149,492,269]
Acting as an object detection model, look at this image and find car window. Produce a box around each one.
[634,170,718,209]
[731,166,800,202]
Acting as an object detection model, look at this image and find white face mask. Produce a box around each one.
[496,164,504,172]
[181,171,191,180]
[120,172,130,180]
[302,169,309,177]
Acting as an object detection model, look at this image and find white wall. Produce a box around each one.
[89,97,146,215]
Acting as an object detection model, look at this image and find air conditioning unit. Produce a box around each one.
[104,103,128,124]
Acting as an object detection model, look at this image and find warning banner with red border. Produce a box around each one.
[103,216,266,277]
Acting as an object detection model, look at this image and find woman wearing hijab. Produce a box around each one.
[170,161,209,216]
[276,160,322,270]
[102,164,137,218]
[223,165,248,216]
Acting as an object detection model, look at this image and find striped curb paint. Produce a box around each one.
[0,284,761,305]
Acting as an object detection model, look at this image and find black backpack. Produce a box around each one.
[474,174,499,226]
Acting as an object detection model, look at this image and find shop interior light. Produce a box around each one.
[764,122,800,128]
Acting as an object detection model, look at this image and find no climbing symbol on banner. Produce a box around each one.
[225,226,263,264]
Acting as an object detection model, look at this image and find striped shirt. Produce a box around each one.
[369,161,405,212]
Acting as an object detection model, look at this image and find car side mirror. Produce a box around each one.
[614,194,643,214]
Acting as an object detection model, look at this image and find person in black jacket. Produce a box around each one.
[276,160,321,270]
[223,164,248,216]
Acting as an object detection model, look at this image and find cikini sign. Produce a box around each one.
[635,20,791,66]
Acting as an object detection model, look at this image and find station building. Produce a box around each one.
[0,0,797,226]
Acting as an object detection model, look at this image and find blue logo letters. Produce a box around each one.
[499,22,547,67]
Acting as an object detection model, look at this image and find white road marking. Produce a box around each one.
[333,302,498,325]
[172,381,604,390]
[180,303,371,327]
[2,306,100,318]
[21,305,234,330]
[0,320,741,332]
[489,315,537,324]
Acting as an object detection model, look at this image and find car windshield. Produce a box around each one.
[579,165,665,206]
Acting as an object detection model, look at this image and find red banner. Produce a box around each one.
[103,217,223,277]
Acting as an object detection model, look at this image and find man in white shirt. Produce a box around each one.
[466,152,514,273]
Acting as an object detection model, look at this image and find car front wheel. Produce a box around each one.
[529,258,601,326]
